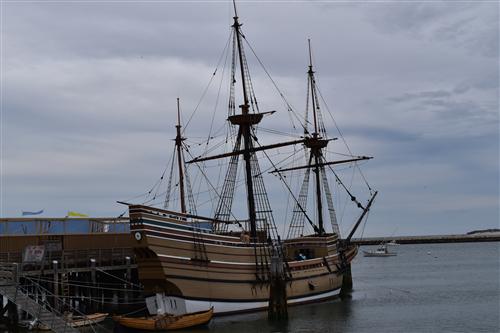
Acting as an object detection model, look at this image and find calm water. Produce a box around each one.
[12,242,500,333]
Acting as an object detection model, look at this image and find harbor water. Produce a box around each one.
[12,242,500,332]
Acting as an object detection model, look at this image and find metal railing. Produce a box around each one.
[0,263,112,333]
[21,276,100,332]
[1,247,134,274]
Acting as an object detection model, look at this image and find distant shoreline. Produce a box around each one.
[352,232,500,245]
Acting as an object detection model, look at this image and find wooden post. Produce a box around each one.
[90,258,96,312]
[268,252,288,320]
[6,300,19,332]
[75,272,81,312]
[125,256,131,305]
[340,264,353,297]
[52,260,59,312]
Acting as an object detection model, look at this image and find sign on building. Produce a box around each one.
[23,245,45,263]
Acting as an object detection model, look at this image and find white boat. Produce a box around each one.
[363,244,397,257]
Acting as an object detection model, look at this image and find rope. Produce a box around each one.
[183,29,233,132]
[122,306,148,316]
[95,267,143,289]
[22,277,141,292]
[252,129,317,234]
[242,36,308,133]
[184,148,243,228]
[314,81,373,192]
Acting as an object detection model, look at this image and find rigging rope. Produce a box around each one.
[183,30,233,133]
[242,36,308,133]
[95,267,143,289]
[184,148,243,228]
[314,80,373,192]
[251,128,318,234]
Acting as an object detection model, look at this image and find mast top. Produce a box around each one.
[176,97,181,129]
[232,0,238,19]
[306,39,320,137]
[308,38,314,71]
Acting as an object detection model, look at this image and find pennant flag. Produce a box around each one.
[22,209,44,216]
[66,211,89,218]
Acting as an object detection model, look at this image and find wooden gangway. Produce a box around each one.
[0,263,81,332]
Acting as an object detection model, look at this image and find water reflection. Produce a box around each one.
[7,244,500,333]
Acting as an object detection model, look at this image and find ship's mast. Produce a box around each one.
[189,1,308,240]
[164,98,198,215]
[307,39,325,235]
[308,39,319,137]
[175,98,187,214]
[276,41,374,239]
[232,6,258,241]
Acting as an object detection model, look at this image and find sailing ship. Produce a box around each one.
[122,1,377,316]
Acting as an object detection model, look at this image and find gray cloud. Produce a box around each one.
[365,2,498,58]
[2,1,498,236]
[390,90,452,102]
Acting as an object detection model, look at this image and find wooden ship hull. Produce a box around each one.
[130,205,358,315]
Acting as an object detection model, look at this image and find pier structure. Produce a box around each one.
[0,263,79,332]
[0,217,143,330]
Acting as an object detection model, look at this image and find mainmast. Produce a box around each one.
[308,39,320,138]
[230,4,258,241]
[188,1,306,242]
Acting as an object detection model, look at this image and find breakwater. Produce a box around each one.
[352,233,500,245]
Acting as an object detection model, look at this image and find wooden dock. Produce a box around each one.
[0,217,144,329]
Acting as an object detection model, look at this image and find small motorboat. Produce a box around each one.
[387,240,399,246]
[113,307,213,331]
[363,243,397,257]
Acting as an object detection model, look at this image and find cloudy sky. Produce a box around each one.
[1,0,498,237]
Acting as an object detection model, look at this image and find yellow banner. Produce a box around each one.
[67,211,88,217]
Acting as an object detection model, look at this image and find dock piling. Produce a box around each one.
[90,258,96,313]
[268,253,288,320]
[52,260,59,312]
